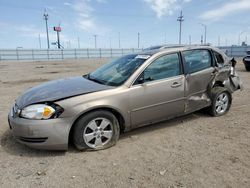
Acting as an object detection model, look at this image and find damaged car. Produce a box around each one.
[243,50,250,71]
[8,46,242,151]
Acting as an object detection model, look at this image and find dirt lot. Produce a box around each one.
[0,58,249,188]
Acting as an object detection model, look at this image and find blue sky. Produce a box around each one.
[0,0,249,49]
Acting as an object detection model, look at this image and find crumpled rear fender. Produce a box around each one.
[208,59,242,94]
[224,72,243,93]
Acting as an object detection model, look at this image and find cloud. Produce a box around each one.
[200,0,250,21]
[63,2,72,6]
[70,0,108,34]
[96,0,107,3]
[143,0,191,18]
[1,22,72,44]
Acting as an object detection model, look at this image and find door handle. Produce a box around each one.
[171,82,182,88]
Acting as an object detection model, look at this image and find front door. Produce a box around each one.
[129,53,185,127]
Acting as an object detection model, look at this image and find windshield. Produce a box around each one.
[88,54,148,86]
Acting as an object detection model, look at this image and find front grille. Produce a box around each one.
[18,137,48,143]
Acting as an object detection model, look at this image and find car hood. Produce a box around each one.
[16,76,113,109]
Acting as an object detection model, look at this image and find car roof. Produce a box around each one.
[139,45,223,56]
[143,44,186,51]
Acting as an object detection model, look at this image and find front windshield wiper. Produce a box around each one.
[85,74,105,85]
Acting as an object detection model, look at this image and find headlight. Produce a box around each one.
[20,104,56,120]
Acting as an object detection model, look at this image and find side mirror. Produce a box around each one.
[137,76,144,84]
[144,76,153,82]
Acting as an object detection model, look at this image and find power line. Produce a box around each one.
[177,11,184,45]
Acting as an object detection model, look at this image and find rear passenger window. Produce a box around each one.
[214,51,224,65]
[183,50,212,73]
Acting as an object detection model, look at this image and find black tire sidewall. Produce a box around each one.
[73,110,120,151]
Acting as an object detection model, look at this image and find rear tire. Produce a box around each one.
[207,87,232,117]
[73,110,120,151]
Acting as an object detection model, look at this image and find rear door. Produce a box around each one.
[129,53,185,127]
[182,49,215,113]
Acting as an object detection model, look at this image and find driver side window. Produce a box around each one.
[144,53,181,83]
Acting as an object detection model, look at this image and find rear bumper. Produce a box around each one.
[8,113,72,150]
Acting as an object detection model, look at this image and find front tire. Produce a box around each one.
[73,110,120,151]
[207,87,232,117]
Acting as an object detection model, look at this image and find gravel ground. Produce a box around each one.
[0,58,249,188]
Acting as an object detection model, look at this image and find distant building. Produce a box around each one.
[242,42,247,46]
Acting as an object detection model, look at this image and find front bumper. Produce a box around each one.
[8,113,72,150]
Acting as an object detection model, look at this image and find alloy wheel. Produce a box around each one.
[215,92,229,114]
[83,117,113,149]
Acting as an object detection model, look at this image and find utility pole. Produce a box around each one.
[201,35,203,44]
[78,37,80,48]
[199,23,207,44]
[94,35,97,48]
[38,34,41,49]
[53,25,61,49]
[218,36,220,46]
[118,32,121,48]
[189,35,191,45]
[238,31,246,46]
[138,32,140,48]
[177,11,184,45]
[57,31,60,49]
[68,40,71,48]
[109,37,112,49]
[164,32,167,44]
[43,9,50,49]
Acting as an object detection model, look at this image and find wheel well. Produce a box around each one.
[68,107,125,145]
[213,81,224,88]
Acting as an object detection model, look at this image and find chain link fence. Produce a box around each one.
[0,46,248,61]
[219,46,249,57]
[0,48,143,61]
